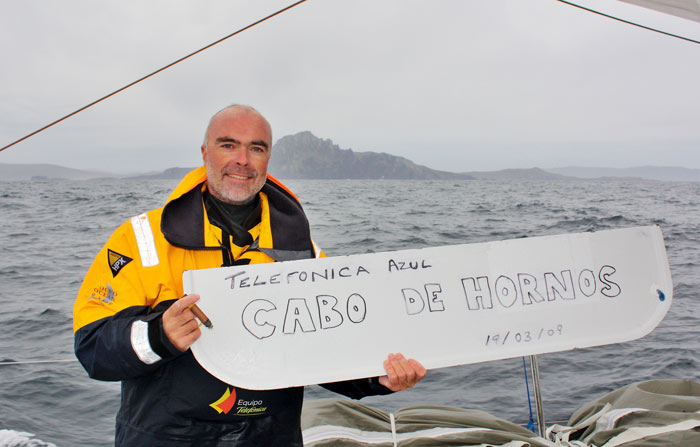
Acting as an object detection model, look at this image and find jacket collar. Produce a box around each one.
[160,167,314,260]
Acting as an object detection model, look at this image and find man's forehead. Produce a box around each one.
[209,108,271,140]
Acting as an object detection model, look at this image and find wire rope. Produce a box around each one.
[521,357,537,432]
[0,0,308,153]
[556,0,700,45]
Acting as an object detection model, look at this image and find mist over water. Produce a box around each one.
[1,178,698,446]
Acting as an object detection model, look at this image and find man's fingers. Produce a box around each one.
[182,318,201,334]
[163,294,202,352]
[409,359,426,375]
[164,294,198,317]
[175,294,200,314]
[390,356,410,386]
[181,325,202,345]
[407,359,427,384]
[380,353,427,391]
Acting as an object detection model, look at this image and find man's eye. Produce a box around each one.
[222,144,233,148]
[251,146,265,153]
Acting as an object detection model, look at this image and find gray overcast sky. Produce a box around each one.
[1,0,698,173]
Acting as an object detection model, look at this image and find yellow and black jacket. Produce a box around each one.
[73,167,389,446]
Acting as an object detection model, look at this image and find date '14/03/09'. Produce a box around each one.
[485,325,564,346]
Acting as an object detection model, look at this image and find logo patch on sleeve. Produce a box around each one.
[89,283,117,304]
[107,249,133,277]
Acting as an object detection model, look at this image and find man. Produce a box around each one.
[73,105,426,446]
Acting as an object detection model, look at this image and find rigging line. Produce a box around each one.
[0,0,309,154]
[521,357,537,433]
[555,0,700,45]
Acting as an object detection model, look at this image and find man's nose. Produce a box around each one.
[232,147,250,165]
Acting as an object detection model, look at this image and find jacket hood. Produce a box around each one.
[166,166,208,204]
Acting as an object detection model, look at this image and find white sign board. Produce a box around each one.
[184,226,672,390]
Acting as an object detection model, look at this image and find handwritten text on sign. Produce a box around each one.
[184,226,671,390]
[232,259,621,340]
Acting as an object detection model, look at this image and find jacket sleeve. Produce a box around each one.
[73,216,182,381]
[319,378,394,400]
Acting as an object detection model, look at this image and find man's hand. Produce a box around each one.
[378,353,427,392]
[162,294,202,352]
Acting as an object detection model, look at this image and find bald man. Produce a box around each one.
[74,105,425,446]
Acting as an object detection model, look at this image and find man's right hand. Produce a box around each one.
[162,294,202,352]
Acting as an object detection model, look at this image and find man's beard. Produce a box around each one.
[206,162,265,205]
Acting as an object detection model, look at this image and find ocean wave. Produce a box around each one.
[397,235,428,245]
[0,203,29,213]
[0,430,56,447]
[436,230,470,240]
[544,214,638,232]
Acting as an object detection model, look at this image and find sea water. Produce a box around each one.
[1,178,698,446]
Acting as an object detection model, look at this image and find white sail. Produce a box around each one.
[619,0,700,22]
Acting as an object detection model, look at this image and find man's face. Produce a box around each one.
[202,108,272,205]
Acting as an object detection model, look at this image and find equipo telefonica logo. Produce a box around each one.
[209,387,268,416]
[210,387,238,415]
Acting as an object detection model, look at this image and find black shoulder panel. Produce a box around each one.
[262,180,314,255]
[161,184,208,249]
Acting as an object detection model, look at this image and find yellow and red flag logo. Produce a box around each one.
[210,387,237,415]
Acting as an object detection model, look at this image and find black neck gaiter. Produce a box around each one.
[203,189,261,247]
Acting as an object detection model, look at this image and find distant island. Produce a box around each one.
[2,131,699,182]
[268,131,470,180]
[0,163,113,181]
